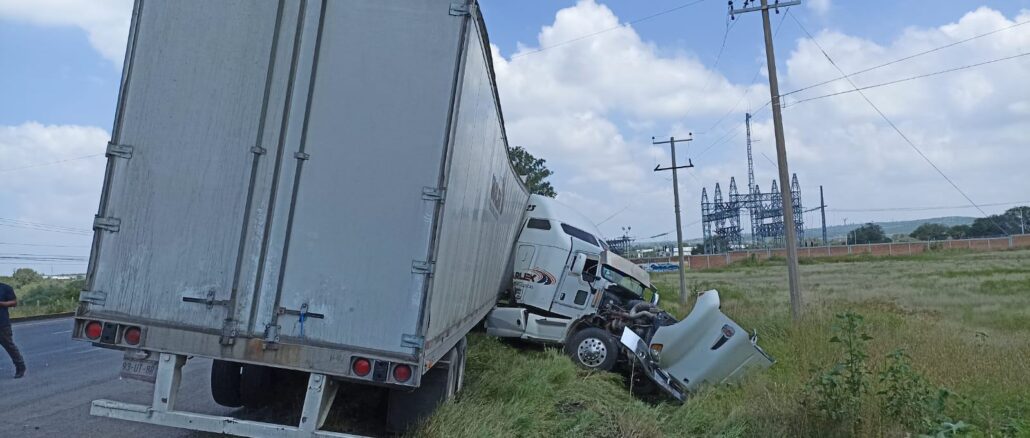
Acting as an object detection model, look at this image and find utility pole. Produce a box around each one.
[653,135,694,305]
[731,0,804,320]
[820,185,828,246]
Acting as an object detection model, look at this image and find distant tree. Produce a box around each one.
[909,223,950,241]
[947,224,971,240]
[963,207,1029,238]
[848,223,890,244]
[508,145,556,198]
[11,268,42,288]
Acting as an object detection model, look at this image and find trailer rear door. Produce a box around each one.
[85,1,285,332]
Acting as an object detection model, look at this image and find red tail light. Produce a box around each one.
[352,358,371,377]
[393,364,412,382]
[123,326,142,345]
[84,321,103,340]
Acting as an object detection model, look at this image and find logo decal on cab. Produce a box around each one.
[514,268,555,285]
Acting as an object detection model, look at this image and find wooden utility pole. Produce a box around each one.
[653,136,693,305]
[730,0,804,320]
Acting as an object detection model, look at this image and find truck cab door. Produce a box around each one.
[549,249,598,315]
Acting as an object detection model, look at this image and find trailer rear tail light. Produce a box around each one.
[392,364,412,383]
[352,358,371,377]
[123,326,142,345]
[85,321,103,340]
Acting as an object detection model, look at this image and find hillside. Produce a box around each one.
[810,216,976,239]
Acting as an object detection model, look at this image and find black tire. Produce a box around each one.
[240,364,275,409]
[564,327,619,372]
[210,360,243,407]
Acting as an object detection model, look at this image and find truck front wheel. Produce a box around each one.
[565,327,618,372]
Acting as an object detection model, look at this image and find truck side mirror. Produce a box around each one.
[651,291,660,306]
[571,253,587,275]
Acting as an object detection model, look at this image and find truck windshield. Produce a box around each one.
[601,265,644,297]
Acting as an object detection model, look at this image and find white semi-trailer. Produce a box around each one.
[73,0,526,435]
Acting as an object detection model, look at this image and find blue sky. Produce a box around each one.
[2,0,1030,274]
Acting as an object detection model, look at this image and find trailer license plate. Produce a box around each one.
[121,352,158,383]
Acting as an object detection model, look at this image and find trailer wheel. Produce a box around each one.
[210,360,244,407]
[240,364,275,408]
[386,336,467,433]
[565,327,618,372]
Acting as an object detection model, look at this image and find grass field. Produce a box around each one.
[417,249,1030,437]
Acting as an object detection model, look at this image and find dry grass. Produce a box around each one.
[415,248,1030,437]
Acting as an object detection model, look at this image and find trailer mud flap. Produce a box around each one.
[619,329,686,402]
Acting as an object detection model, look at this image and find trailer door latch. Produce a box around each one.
[181,290,229,309]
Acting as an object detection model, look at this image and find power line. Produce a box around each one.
[0,218,93,236]
[787,11,1011,236]
[0,242,90,248]
[782,17,1030,99]
[783,51,1030,107]
[0,154,104,173]
[510,0,708,59]
[695,6,791,138]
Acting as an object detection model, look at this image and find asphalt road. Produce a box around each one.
[0,317,234,437]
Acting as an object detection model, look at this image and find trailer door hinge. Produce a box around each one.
[411,260,434,275]
[93,216,121,232]
[220,319,238,346]
[251,146,267,155]
[105,141,133,159]
[294,151,310,160]
[79,290,107,306]
[449,1,470,16]
[422,186,445,202]
[402,334,425,349]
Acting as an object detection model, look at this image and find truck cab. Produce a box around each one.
[488,195,620,342]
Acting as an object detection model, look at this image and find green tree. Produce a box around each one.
[963,206,1029,238]
[947,224,971,240]
[11,268,43,288]
[910,223,950,241]
[848,223,890,244]
[508,145,556,198]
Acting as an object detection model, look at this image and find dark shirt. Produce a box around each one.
[0,282,15,327]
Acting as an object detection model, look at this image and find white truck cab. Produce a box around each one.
[487,195,773,400]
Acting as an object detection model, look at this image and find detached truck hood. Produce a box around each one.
[621,290,773,399]
[651,290,774,392]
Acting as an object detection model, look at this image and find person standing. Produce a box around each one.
[0,281,26,378]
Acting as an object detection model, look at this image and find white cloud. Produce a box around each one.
[776,6,1030,226]
[808,0,831,15]
[494,1,1030,242]
[0,0,132,64]
[493,0,765,238]
[0,123,108,274]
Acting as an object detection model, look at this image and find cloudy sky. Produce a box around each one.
[2,0,1029,274]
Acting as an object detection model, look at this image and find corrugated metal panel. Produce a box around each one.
[269,0,467,355]
[88,0,282,330]
[424,14,531,349]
